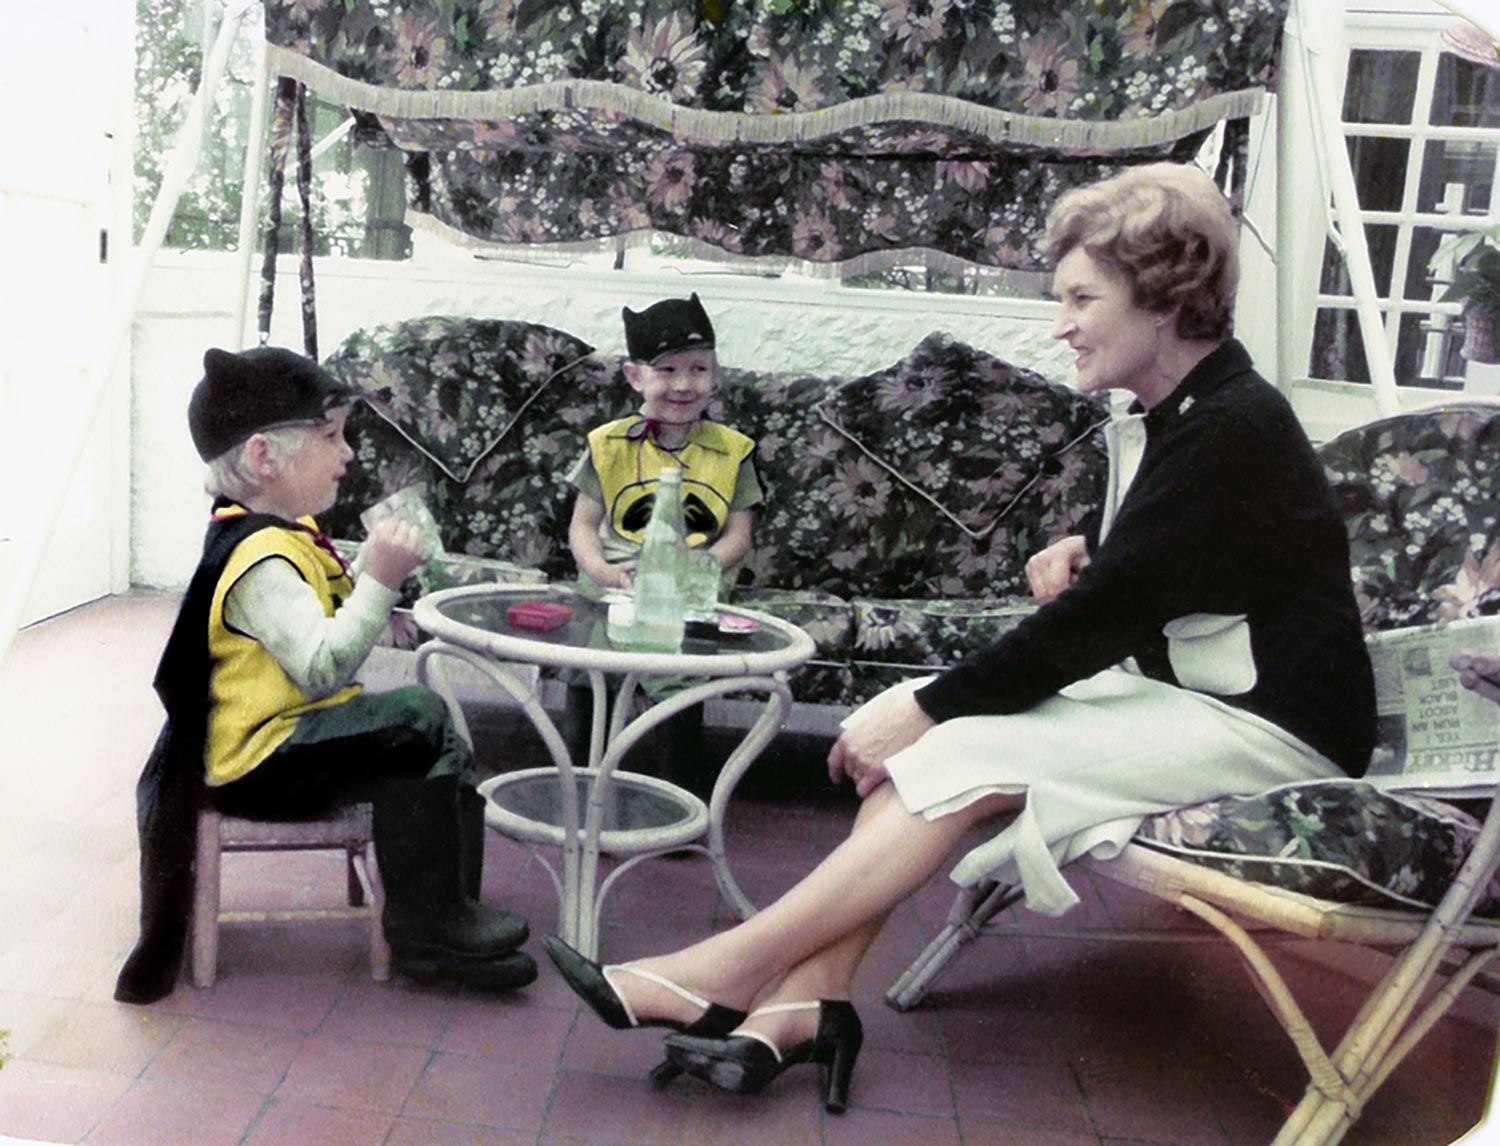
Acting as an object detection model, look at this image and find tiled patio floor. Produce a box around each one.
[0,592,1495,1145]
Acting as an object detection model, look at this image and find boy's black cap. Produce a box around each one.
[188,346,356,462]
[622,293,716,363]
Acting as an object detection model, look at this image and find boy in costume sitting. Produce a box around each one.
[116,347,534,1003]
[566,294,762,794]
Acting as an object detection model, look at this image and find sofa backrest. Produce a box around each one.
[715,332,1109,600]
[1316,399,1500,633]
[322,317,1110,598]
[322,315,625,580]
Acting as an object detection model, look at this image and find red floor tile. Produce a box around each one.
[401,1051,555,1133]
[824,1107,964,1146]
[0,594,1494,1146]
[242,1097,395,1146]
[958,1119,1100,1146]
[0,1059,135,1144]
[275,1033,430,1113]
[193,971,347,1032]
[316,979,454,1047]
[542,1067,688,1143]
[675,1091,824,1144]
[83,1074,265,1146]
[439,994,573,1062]
[949,1058,1094,1136]
[145,1016,306,1094]
[14,998,184,1076]
[848,1047,954,1117]
[385,1115,536,1145]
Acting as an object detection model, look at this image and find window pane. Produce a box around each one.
[1406,224,1453,301]
[1346,135,1409,211]
[1431,52,1500,129]
[1311,307,1372,384]
[1343,49,1420,125]
[1395,311,1464,390]
[1320,224,1398,296]
[1417,139,1496,216]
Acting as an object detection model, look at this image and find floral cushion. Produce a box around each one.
[714,335,1108,603]
[1320,403,1500,632]
[324,316,597,482]
[734,587,853,665]
[324,348,634,581]
[853,596,1036,671]
[1135,780,1500,915]
[814,332,1108,539]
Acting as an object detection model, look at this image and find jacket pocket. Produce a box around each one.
[1162,613,1256,696]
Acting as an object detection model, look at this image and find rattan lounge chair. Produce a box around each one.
[886,400,1500,1146]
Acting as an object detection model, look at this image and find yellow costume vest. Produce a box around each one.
[587,418,755,549]
[204,508,362,786]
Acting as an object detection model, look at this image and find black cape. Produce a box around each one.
[114,510,281,1004]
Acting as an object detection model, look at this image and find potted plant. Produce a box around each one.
[1431,223,1500,392]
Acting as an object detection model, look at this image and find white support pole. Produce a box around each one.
[1292,0,1401,417]
[0,0,256,670]
[1277,10,1320,398]
[234,36,272,348]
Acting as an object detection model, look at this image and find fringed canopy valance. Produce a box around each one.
[263,0,1289,275]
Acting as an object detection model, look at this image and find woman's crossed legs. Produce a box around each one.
[611,782,1020,1047]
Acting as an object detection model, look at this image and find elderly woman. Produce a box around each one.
[544,162,1377,1112]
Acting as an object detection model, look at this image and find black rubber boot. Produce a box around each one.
[373,776,529,961]
[562,682,599,767]
[397,949,539,992]
[457,783,487,901]
[655,703,713,800]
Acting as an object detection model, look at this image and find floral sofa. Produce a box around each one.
[320,314,1110,710]
[1136,398,1500,912]
[322,316,1500,926]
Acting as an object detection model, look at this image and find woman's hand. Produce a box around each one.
[1451,651,1500,706]
[828,690,935,798]
[361,517,426,590]
[1026,535,1090,603]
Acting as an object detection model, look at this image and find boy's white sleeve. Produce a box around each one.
[223,557,400,699]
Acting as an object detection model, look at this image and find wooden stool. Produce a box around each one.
[191,803,391,987]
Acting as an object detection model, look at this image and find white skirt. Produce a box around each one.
[846,667,1341,917]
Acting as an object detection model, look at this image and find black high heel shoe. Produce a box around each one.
[662,999,863,1113]
[542,935,745,1085]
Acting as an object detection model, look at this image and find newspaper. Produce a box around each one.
[1364,616,1500,796]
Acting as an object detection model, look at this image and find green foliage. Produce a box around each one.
[1432,224,1500,317]
[1428,225,1500,363]
[135,0,390,257]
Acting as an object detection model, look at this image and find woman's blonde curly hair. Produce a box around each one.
[1045,162,1240,341]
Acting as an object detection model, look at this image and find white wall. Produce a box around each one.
[131,249,1073,591]
[1,0,134,631]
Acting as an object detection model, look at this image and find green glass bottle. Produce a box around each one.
[626,465,687,651]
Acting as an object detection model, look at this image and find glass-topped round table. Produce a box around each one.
[413,583,815,959]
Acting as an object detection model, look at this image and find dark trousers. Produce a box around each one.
[563,682,711,798]
[210,685,472,819]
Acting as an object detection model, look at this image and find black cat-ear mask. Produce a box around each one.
[622,293,716,364]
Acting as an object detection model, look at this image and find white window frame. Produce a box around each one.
[1323,9,1500,385]
[1282,1,1499,438]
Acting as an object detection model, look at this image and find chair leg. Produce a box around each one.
[346,845,366,907]
[886,881,1022,1011]
[191,810,223,989]
[359,842,391,982]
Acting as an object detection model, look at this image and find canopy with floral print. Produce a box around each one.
[264,0,1289,275]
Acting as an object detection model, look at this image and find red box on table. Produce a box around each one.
[506,600,573,632]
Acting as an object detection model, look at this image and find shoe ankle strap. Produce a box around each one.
[748,1000,821,1018]
[607,963,711,1027]
[739,1000,822,1063]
